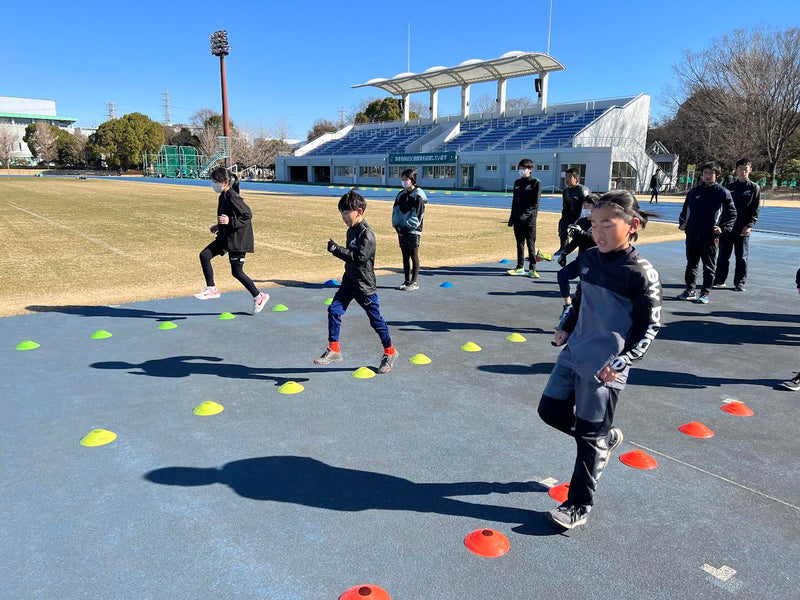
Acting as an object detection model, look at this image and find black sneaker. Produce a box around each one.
[599,427,624,472]
[398,281,411,290]
[677,289,698,301]
[733,284,746,292]
[712,282,727,289]
[548,502,591,530]
[406,281,419,291]
[314,348,343,365]
[780,374,800,391]
[377,350,398,374]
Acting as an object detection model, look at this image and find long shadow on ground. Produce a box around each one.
[658,319,800,346]
[145,455,559,535]
[387,320,547,334]
[91,355,350,385]
[26,304,235,321]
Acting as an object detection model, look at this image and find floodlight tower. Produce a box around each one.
[210,30,231,141]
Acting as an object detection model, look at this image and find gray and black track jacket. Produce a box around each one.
[559,246,661,388]
[508,177,542,226]
[725,179,760,235]
[332,220,377,296]
[679,182,736,240]
[216,189,255,253]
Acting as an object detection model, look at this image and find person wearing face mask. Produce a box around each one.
[507,158,545,278]
[391,168,427,291]
[554,195,599,324]
[193,167,269,314]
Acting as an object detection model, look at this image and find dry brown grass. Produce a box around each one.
[0,178,682,316]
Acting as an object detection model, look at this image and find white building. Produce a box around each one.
[0,96,77,164]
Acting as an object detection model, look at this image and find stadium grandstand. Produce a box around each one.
[276,51,677,193]
[0,96,77,164]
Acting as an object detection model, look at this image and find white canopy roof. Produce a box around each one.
[352,51,565,96]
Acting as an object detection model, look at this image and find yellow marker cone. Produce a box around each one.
[218,312,236,320]
[278,381,304,394]
[272,304,289,312]
[193,401,224,416]
[15,340,40,350]
[460,342,482,352]
[91,330,113,340]
[158,321,177,330]
[352,366,376,379]
[506,333,527,343]
[409,353,432,365]
[324,298,333,305]
[80,428,117,447]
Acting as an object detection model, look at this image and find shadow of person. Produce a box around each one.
[477,362,555,376]
[25,304,230,321]
[387,320,546,335]
[91,355,350,385]
[145,455,559,535]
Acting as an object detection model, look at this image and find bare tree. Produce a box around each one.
[0,126,16,170]
[409,100,430,120]
[671,26,800,185]
[34,122,58,164]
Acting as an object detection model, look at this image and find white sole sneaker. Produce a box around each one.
[253,292,270,314]
[194,287,221,300]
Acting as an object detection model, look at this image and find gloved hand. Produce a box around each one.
[558,253,567,268]
[327,239,338,253]
[567,224,581,236]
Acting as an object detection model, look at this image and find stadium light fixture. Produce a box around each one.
[209,30,231,155]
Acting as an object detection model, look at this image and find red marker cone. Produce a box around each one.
[464,528,510,557]
[619,450,658,469]
[721,401,754,417]
[548,482,570,503]
[679,421,715,438]
[340,585,391,600]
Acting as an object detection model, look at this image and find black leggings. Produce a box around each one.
[199,240,259,297]
[401,247,420,283]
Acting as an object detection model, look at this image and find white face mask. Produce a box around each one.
[581,209,592,218]
[211,182,223,193]
[401,180,411,189]
[518,169,529,178]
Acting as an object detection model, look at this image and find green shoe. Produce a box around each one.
[528,269,540,278]
[535,249,552,262]
[507,268,525,275]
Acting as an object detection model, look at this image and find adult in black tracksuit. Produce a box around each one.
[714,158,760,291]
[678,162,736,303]
[649,169,661,204]
[194,167,268,313]
[556,194,598,316]
[559,167,591,251]
[507,159,542,275]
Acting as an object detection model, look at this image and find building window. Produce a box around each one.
[422,165,455,179]
[485,164,497,171]
[536,164,550,171]
[389,165,414,178]
[611,162,637,191]
[560,163,587,188]
[359,165,384,177]
[510,164,518,172]
[335,166,354,177]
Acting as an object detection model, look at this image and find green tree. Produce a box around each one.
[354,98,418,124]
[88,113,164,169]
[164,126,200,148]
[306,119,338,142]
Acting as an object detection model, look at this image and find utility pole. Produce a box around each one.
[104,101,117,120]
[162,89,173,126]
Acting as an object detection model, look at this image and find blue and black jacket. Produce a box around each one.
[391,188,427,235]
[678,182,736,240]
[559,246,661,388]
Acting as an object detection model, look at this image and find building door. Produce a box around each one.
[289,166,308,182]
[313,166,330,183]
[461,164,474,188]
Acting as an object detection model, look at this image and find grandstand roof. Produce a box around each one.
[352,51,566,96]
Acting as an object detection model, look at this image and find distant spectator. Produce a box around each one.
[649,168,661,204]
[559,168,590,251]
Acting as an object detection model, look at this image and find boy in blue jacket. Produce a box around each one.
[677,161,736,304]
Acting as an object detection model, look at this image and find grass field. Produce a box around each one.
[0,178,683,317]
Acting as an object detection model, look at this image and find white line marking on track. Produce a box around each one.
[629,441,800,511]
[5,201,127,256]
[701,564,737,581]
[539,477,559,488]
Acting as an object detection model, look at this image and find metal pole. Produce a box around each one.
[547,0,553,54]
[220,55,230,139]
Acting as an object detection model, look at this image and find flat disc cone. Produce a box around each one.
[339,585,391,600]
[460,342,482,352]
[440,282,454,288]
[499,259,511,264]
[409,353,431,365]
[464,528,510,557]
[324,298,334,305]
[721,401,754,417]
[91,330,113,339]
[80,428,117,447]
[272,304,289,312]
[506,333,526,342]
[218,312,236,320]
[352,367,376,379]
[679,421,715,438]
[324,279,340,287]
[278,381,304,394]
[548,482,570,503]
[619,450,658,469]
[15,340,40,350]
[158,321,177,330]
[193,401,224,416]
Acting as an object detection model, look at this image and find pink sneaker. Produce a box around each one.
[253,292,269,314]
[194,286,220,300]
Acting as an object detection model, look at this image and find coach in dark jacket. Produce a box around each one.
[677,161,736,303]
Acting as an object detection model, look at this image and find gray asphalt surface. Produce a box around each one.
[2,232,799,599]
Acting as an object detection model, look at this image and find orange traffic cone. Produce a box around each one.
[340,585,391,600]
[548,482,570,503]
[721,401,754,417]
[619,450,658,469]
[679,421,715,438]
[464,528,510,557]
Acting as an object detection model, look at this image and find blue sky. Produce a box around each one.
[6,0,799,139]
